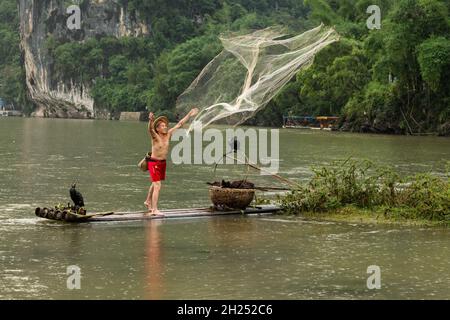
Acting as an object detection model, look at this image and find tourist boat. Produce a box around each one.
[282,115,339,130]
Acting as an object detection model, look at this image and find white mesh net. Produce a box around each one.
[176,24,340,132]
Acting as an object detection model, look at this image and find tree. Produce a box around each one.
[417,37,450,92]
[0,0,26,108]
[148,35,221,113]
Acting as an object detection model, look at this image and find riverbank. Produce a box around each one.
[8,113,450,136]
[0,110,23,117]
[338,119,450,137]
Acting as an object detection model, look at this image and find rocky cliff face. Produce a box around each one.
[19,0,150,118]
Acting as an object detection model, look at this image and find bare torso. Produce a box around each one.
[150,133,171,160]
[148,108,198,161]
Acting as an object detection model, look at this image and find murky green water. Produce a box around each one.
[1,118,449,299]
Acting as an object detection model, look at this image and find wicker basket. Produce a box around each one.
[209,186,255,209]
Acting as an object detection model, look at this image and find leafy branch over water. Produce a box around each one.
[280,159,450,223]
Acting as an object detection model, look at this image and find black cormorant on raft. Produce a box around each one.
[70,183,85,208]
[34,205,281,223]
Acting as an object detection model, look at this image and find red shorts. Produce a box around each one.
[148,158,166,182]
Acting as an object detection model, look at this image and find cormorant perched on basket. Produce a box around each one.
[229,136,239,153]
[233,137,239,153]
[70,183,85,207]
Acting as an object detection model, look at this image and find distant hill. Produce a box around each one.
[0,0,449,135]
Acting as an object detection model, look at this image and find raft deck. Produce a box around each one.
[36,205,282,223]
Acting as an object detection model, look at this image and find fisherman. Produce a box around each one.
[144,108,199,216]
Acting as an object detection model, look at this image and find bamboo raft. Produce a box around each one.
[35,205,281,223]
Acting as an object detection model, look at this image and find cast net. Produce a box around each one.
[176,24,340,132]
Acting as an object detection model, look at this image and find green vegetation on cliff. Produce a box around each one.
[0,0,449,134]
[0,0,28,110]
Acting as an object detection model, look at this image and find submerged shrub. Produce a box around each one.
[281,158,449,222]
[396,173,450,221]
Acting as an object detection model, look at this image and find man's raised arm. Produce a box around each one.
[169,108,199,134]
[148,112,158,139]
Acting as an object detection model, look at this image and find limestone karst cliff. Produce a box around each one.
[19,0,150,118]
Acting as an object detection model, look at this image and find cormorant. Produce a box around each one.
[70,183,85,207]
[229,136,239,153]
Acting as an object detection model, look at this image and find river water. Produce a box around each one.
[0,118,449,299]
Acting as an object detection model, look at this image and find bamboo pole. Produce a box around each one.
[224,154,300,188]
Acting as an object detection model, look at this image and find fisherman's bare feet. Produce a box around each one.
[143,209,164,217]
[143,209,153,216]
[144,201,152,210]
[151,209,165,217]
